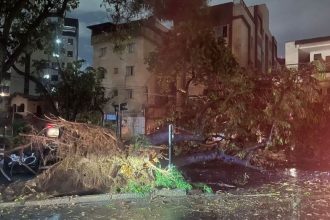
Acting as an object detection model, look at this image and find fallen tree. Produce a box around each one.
[145,126,204,145]
[1,117,197,201]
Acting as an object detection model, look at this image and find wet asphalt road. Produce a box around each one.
[2,166,330,219]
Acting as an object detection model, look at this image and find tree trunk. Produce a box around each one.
[174,150,262,171]
[146,127,204,145]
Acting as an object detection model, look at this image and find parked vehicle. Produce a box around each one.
[0,121,61,180]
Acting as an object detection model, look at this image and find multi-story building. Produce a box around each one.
[286,35,330,94]
[175,0,278,111]
[89,0,278,137]
[195,0,278,73]
[88,18,168,136]
[9,17,79,115]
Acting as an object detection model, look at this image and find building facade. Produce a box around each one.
[10,17,79,96]
[89,1,278,137]
[286,36,330,94]
[88,18,168,136]
[6,17,79,116]
[201,0,278,73]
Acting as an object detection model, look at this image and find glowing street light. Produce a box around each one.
[53,37,61,57]
[0,85,9,97]
[52,52,60,58]
[55,38,61,44]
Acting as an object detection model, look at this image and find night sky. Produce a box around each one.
[69,0,330,66]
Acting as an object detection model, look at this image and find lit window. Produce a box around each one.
[126,66,134,76]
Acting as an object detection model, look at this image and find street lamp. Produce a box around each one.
[53,37,61,58]
[0,85,9,97]
[55,38,61,44]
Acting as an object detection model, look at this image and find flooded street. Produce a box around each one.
[2,163,330,219]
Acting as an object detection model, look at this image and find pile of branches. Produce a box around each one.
[28,117,123,158]
[8,117,165,197]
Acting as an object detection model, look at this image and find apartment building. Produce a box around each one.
[88,18,168,136]
[8,17,79,115]
[286,36,330,94]
[195,0,278,73]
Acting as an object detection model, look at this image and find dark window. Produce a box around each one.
[127,89,133,99]
[327,87,330,95]
[127,43,135,53]
[326,56,330,72]
[326,56,330,63]
[99,47,107,57]
[51,62,59,69]
[36,105,42,117]
[222,26,228,38]
[51,75,59,81]
[67,51,73,57]
[68,38,74,45]
[17,104,25,112]
[126,66,134,76]
[314,53,322,60]
[61,62,65,68]
[114,68,119,74]
[113,89,118,97]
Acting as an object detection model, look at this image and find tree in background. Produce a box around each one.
[54,60,109,122]
[102,0,207,22]
[0,0,79,83]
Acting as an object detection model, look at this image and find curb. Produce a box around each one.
[0,189,187,208]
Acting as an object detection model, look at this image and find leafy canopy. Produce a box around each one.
[55,60,109,121]
[147,22,325,149]
[0,0,79,83]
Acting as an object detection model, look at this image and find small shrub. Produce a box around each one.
[202,184,213,193]
[192,183,213,193]
[155,167,192,191]
[123,181,152,195]
[131,134,150,149]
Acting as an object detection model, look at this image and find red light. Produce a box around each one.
[46,124,54,129]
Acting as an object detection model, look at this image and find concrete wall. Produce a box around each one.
[285,42,299,68]
[232,18,250,67]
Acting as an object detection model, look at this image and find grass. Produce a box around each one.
[155,167,192,191]
[123,181,153,195]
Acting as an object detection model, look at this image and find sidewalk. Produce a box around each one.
[0,189,187,208]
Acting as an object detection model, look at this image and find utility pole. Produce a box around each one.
[168,124,174,168]
[112,104,119,137]
[119,102,128,139]
[113,102,128,139]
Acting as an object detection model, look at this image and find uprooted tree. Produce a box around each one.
[146,21,329,167]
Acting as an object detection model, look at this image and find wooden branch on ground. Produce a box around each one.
[174,149,263,171]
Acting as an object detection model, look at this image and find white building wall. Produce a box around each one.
[285,41,299,68]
